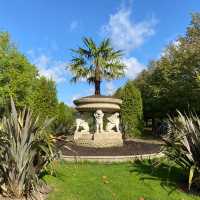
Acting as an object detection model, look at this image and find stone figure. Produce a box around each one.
[106,113,120,132]
[75,118,89,133]
[94,109,104,133]
[74,118,90,140]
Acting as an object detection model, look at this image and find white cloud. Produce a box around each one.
[88,88,94,95]
[32,54,67,83]
[123,57,145,79]
[105,82,116,95]
[102,4,156,54]
[100,3,157,80]
[69,20,78,31]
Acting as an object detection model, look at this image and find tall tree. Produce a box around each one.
[0,32,38,116]
[31,77,58,124]
[68,37,125,95]
[134,13,200,123]
[115,81,143,137]
[0,31,61,128]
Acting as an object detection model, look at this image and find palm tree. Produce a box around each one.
[68,37,125,96]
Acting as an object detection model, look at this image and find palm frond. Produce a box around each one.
[68,37,126,94]
[83,37,97,52]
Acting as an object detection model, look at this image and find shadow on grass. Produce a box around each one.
[129,159,187,196]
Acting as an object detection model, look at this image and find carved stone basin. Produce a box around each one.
[73,95,122,113]
[73,95,123,148]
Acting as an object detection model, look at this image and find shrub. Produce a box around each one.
[53,102,76,135]
[162,111,200,190]
[115,81,143,137]
[0,99,56,198]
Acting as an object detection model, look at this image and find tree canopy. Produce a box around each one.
[134,13,200,121]
[115,81,143,137]
[0,32,38,115]
[31,76,58,123]
[0,31,75,134]
[68,37,125,95]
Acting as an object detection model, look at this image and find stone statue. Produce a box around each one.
[94,109,104,133]
[75,118,89,133]
[74,118,90,140]
[106,113,120,132]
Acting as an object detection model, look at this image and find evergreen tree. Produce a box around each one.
[115,81,143,137]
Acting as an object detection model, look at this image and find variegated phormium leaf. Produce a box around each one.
[0,98,56,198]
[162,111,200,190]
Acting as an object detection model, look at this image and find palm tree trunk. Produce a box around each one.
[95,80,101,95]
[95,61,101,96]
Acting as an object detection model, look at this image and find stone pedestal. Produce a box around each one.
[73,96,124,148]
[74,132,123,148]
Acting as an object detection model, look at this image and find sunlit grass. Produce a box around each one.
[44,160,200,200]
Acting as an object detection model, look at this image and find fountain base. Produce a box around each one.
[74,132,123,148]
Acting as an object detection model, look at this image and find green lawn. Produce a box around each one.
[44,160,200,200]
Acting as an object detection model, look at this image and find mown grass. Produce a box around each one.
[44,160,200,200]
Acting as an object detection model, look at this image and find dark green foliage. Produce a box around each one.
[134,13,200,121]
[54,102,76,135]
[0,99,55,198]
[115,81,143,137]
[162,111,200,190]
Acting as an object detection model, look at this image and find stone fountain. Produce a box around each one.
[73,95,123,147]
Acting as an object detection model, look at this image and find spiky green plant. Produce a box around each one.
[0,99,55,198]
[162,111,200,190]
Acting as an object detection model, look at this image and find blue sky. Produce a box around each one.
[0,0,199,106]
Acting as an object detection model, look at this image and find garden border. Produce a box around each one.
[62,152,164,163]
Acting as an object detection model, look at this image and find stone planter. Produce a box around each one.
[73,95,123,148]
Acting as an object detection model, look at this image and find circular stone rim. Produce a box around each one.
[74,95,122,106]
[73,96,122,112]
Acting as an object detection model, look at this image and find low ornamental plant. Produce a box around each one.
[0,98,56,199]
[162,111,200,190]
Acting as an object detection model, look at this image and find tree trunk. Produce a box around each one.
[145,119,148,127]
[94,61,101,96]
[152,118,156,134]
[95,80,101,96]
